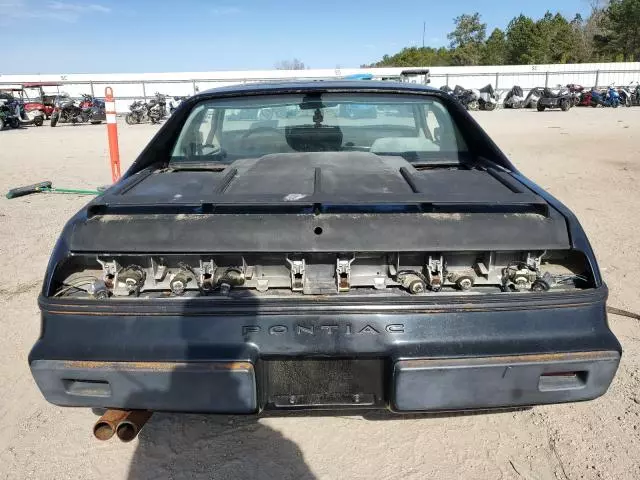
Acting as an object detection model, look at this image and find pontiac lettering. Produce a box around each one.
[242,324,405,336]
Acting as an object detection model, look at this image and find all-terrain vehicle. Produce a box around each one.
[28,81,621,442]
[537,87,573,111]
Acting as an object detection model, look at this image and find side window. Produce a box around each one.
[426,101,467,152]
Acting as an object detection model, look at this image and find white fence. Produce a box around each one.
[2,62,640,113]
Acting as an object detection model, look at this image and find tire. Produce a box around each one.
[591,102,598,108]
[560,99,570,112]
[537,103,546,112]
[9,117,19,128]
[50,113,58,127]
[0,117,4,130]
[467,100,479,111]
[125,113,136,125]
[90,121,102,125]
[484,102,496,111]
[33,116,44,127]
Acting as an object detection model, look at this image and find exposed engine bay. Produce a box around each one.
[52,250,590,299]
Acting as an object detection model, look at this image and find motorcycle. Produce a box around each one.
[578,90,592,106]
[148,92,167,118]
[566,84,584,107]
[605,86,621,107]
[126,100,146,124]
[126,99,163,124]
[590,86,620,108]
[50,94,106,127]
[478,84,498,111]
[629,81,640,106]
[617,85,633,107]
[169,95,188,114]
[126,92,167,124]
[452,85,480,111]
[503,86,525,109]
[537,86,572,112]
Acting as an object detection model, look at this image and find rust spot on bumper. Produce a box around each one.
[399,351,620,369]
[63,360,253,372]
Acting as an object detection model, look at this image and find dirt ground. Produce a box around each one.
[0,109,638,480]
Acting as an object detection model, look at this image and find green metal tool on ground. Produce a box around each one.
[6,181,102,199]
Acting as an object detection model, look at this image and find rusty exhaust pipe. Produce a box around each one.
[115,410,153,442]
[93,409,130,441]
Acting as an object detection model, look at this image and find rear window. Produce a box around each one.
[170,93,467,164]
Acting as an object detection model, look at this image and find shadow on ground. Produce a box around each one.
[126,407,530,480]
[127,413,315,480]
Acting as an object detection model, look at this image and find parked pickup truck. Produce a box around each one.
[29,81,621,441]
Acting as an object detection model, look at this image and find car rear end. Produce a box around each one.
[29,84,621,415]
[31,279,619,413]
[29,160,621,414]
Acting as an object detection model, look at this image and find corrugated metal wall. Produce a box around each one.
[2,63,639,112]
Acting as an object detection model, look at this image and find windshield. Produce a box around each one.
[170,93,467,164]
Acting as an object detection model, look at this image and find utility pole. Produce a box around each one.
[422,21,426,48]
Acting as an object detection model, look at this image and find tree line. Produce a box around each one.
[366,0,640,67]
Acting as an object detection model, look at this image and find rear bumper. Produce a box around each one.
[393,351,619,411]
[29,289,622,413]
[31,351,620,413]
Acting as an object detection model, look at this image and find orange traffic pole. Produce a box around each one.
[104,87,121,183]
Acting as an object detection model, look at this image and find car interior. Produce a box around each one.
[170,94,467,163]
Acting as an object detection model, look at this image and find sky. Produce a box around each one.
[0,0,592,74]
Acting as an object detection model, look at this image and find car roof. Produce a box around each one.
[198,80,437,98]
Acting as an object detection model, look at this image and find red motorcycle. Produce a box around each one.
[579,91,594,106]
[567,84,585,107]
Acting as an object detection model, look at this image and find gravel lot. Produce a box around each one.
[0,109,638,480]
